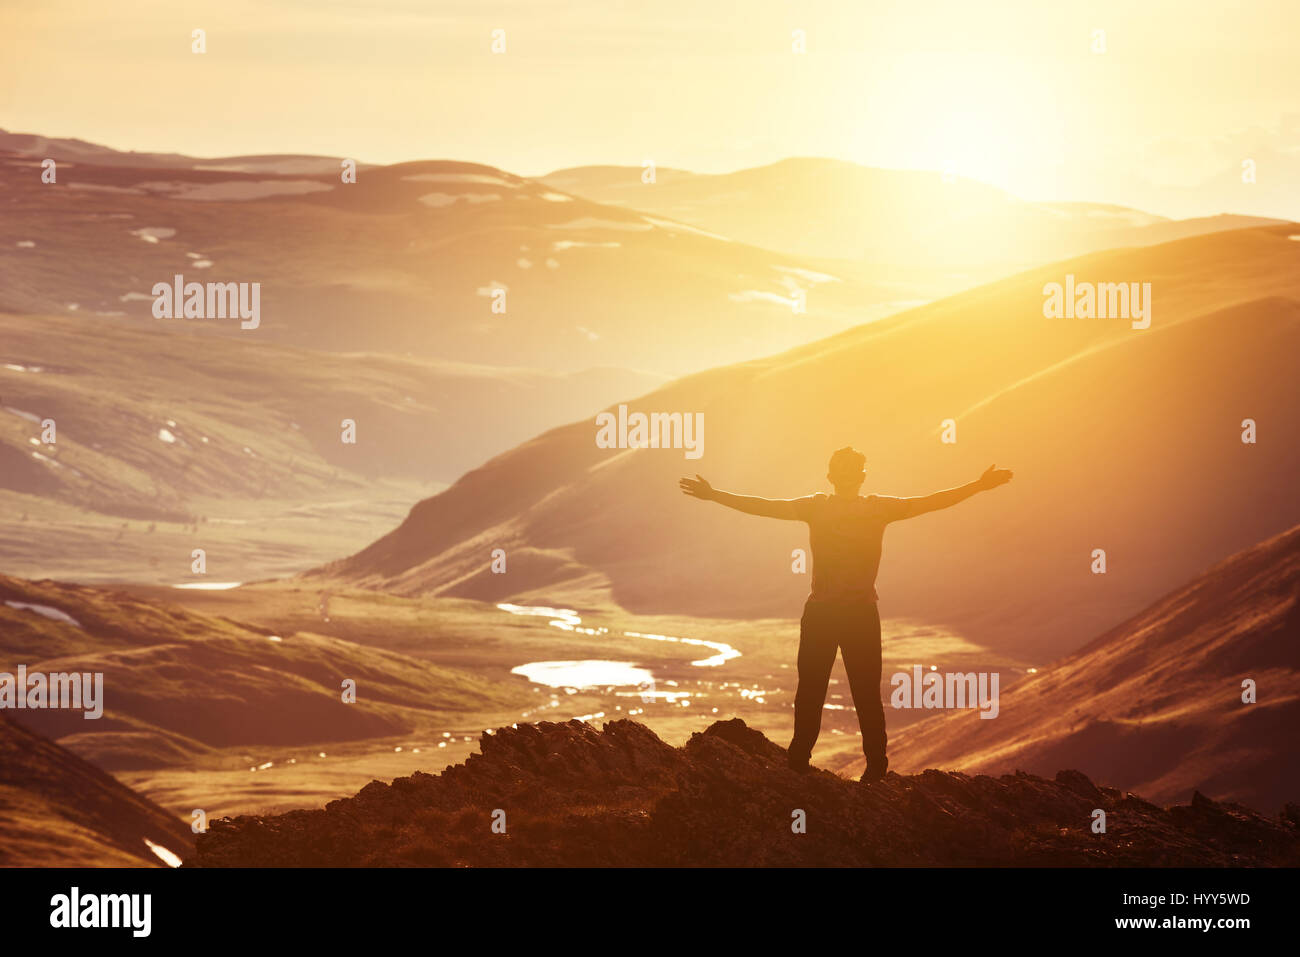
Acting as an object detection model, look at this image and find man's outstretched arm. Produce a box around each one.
[679,475,807,520]
[890,464,1013,520]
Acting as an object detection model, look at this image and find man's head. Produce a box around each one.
[827,446,866,494]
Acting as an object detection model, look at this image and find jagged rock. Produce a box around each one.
[191,719,1300,867]
[1055,769,1102,801]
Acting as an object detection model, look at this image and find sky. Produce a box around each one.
[2,0,1297,217]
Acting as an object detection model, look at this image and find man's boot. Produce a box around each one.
[860,755,888,783]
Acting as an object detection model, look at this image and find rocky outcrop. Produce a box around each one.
[192,718,1300,867]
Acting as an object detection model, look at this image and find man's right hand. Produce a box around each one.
[977,464,1013,490]
[679,474,715,501]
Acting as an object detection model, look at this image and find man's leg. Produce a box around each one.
[839,602,887,774]
[787,601,839,769]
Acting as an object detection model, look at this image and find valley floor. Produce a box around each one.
[0,484,431,585]
[109,582,1026,818]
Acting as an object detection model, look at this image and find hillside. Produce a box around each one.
[312,224,1300,660]
[0,712,193,867]
[190,717,1300,866]
[0,311,663,515]
[0,575,530,774]
[878,524,1300,813]
[0,144,900,376]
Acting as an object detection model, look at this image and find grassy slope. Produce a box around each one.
[0,712,195,867]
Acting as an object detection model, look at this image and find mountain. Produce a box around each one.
[190,717,1300,866]
[0,712,193,867]
[542,158,1286,266]
[878,524,1300,813]
[0,139,914,378]
[311,224,1300,660]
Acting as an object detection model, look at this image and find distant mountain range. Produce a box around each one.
[543,158,1287,266]
[0,129,369,174]
[0,133,913,377]
[4,131,1284,377]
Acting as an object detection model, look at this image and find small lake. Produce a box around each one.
[510,659,654,689]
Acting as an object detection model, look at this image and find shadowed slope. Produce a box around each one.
[881,524,1300,812]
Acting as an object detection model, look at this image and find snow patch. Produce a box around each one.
[130,227,176,244]
[4,601,82,628]
[144,839,182,868]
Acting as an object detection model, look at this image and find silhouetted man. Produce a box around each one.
[679,448,1012,782]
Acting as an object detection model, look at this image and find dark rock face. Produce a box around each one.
[192,718,1300,867]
